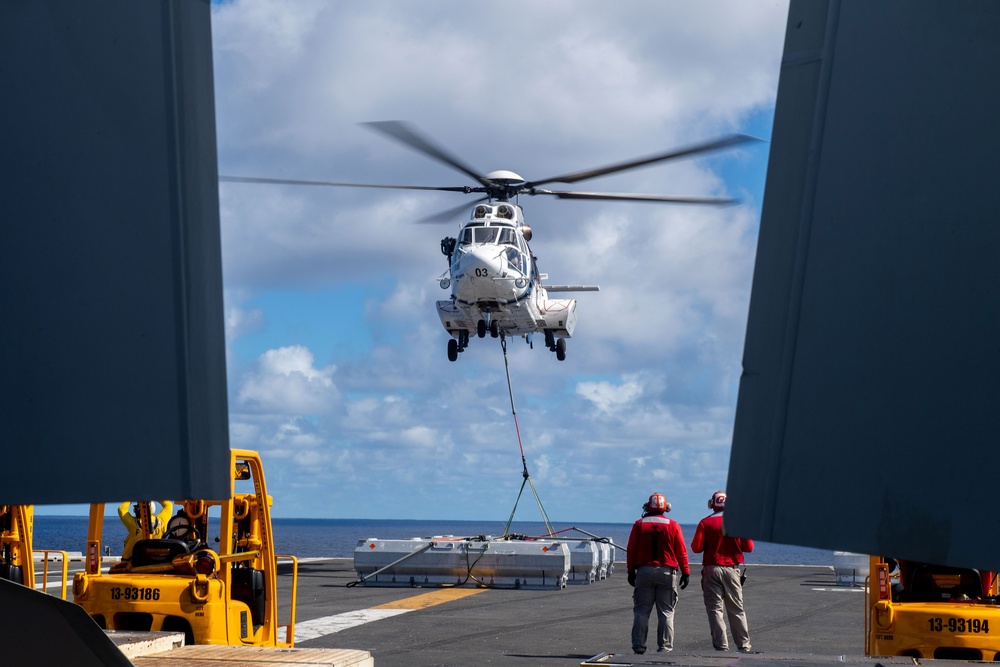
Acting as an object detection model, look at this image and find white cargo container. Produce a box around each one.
[598,540,614,579]
[354,536,570,590]
[833,551,869,586]
[567,540,598,584]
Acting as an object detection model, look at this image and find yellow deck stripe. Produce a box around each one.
[372,587,487,610]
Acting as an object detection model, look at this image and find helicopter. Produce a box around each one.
[221,121,757,362]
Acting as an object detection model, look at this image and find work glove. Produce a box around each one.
[627,571,636,587]
[680,573,690,590]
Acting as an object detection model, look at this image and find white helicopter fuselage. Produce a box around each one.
[435,203,585,356]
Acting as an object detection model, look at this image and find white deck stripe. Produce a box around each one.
[294,608,412,641]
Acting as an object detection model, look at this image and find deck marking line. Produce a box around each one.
[373,587,486,610]
[295,588,488,641]
[294,609,410,641]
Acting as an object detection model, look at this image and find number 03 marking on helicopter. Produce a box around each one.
[221,121,759,362]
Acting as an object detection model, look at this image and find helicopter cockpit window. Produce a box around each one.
[498,228,516,245]
[505,247,525,273]
[458,223,483,246]
[475,227,499,244]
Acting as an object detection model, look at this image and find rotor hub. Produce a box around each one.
[483,170,526,201]
[484,170,525,186]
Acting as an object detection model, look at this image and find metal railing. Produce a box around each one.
[33,549,70,600]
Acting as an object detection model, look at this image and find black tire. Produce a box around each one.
[161,616,195,646]
[556,338,566,361]
[477,320,487,338]
[544,330,555,350]
[447,338,459,361]
[490,320,500,338]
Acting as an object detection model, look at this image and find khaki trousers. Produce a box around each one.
[701,564,751,651]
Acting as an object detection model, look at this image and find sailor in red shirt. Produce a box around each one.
[626,492,690,654]
[691,490,754,652]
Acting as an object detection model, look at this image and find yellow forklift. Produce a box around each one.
[867,555,1000,661]
[0,504,69,599]
[0,504,34,587]
[73,449,298,646]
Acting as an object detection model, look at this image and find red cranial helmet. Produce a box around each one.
[709,490,726,511]
[647,493,668,512]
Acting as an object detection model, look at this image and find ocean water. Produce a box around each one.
[31,516,833,565]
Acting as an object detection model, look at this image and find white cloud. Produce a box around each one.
[229,420,261,448]
[576,377,645,416]
[368,280,431,330]
[399,426,438,449]
[209,0,790,522]
[226,304,265,341]
[291,448,331,468]
[236,345,338,415]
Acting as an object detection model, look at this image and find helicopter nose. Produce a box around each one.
[454,247,503,301]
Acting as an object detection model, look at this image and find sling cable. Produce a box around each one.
[498,333,554,538]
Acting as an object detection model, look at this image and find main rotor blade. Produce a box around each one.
[415,196,490,224]
[219,175,472,194]
[531,189,740,206]
[526,134,761,188]
[364,121,494,189]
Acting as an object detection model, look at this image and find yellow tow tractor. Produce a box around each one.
[867,555,1000,661]
[73,449,298,646]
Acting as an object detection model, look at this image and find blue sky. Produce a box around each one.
[202,0,791,524]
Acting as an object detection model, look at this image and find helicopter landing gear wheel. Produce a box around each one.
[555,338,566,361]
[477,320,487,338]
[490,320,500,338]
[447,338,459,362]
[544,330,555,350]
